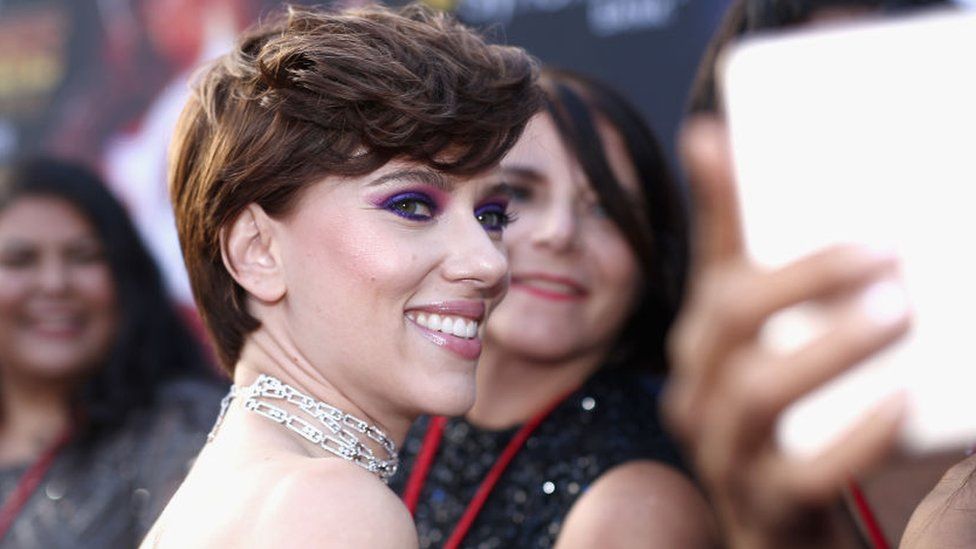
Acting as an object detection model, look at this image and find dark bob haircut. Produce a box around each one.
[687,0,950,115]
[0,157,216,442]
[539,68,689,373]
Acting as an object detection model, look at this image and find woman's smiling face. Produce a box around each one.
[487,113,643,364]
[269,161,512,418]
[0,195,118,382]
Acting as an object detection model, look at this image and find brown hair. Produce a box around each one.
[170,3,542,371]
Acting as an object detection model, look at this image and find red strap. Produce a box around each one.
[847,479,890,549]
[0,425,73,540]
[403,387,578,549]
[403,415,447,514]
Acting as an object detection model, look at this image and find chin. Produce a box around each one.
[413,371,477,417]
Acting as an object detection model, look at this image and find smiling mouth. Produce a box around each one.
[405,312,480,339]
[23,315,85,337]
[511,275,587,301]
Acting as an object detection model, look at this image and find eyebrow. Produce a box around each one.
[482,181,513,198]
[500,165,544,183]
[368,169,452,190]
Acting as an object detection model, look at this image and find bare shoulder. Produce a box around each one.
[246,459,418,549]
[555,460,718,549]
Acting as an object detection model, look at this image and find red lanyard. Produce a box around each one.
[402,387,578,549]
[0,425,74,541]
[847,479,890,549]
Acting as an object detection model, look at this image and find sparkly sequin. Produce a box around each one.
[0,379,224,549]
[390,369,686,548]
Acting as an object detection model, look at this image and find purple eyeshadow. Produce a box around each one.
[381,191,438,221]
[475,202,512,232]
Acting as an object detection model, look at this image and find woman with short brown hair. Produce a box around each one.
[143,4,541,547]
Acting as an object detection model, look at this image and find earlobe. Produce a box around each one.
[220,204,286,303]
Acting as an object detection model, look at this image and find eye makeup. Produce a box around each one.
[474,199,514,233]
[376,190,441,221]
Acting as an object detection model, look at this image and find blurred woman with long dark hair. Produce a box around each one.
[0,157,223,548]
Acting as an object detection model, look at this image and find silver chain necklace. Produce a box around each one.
[208,374,399,482]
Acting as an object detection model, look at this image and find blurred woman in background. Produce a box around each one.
[0,157,223,548]
[393,68,716,548]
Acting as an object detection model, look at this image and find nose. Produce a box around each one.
[530,193,579,252]
[37,256,70,295]
[441,217,509,294]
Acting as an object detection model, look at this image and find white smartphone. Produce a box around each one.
[720,8,976,457]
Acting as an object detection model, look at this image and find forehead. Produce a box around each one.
[365,160,504,189]
[501,113,641,196]
[0,195,95,239]
[306,158,506,198]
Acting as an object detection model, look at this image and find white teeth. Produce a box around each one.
[452,321,467,338]
[408,312,481,340]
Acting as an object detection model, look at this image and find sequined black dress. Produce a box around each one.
[0,378,225,549]
[390,369,686,549]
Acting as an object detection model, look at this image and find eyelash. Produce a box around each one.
[381,191,514,233]
[475,202,515,233]
[382,192,437,221]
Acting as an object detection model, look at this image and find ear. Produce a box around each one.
[220,204,286,303]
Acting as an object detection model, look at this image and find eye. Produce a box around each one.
[383,192,436,221]
[590,201,609,219]
[508,184,533,203]
[66,243,106,265]
[475,203,514,233]
[0,247,37,269]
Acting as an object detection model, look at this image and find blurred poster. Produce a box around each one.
[0,0,725,305]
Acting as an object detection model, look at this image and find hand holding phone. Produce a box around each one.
[721,8,976,456]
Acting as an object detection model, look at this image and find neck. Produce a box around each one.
[230,327,412,455]
[0,371,74,466]
[465,342,605,430]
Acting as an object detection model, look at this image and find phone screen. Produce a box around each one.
[721,8,976,456]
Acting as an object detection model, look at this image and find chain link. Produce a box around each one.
[207,374,399,482]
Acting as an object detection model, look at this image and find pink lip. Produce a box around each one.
[511,272,588,302]
[21,310,85,339]
[405,300,486,321]
[404,300,486,361]
[409,324,483,361]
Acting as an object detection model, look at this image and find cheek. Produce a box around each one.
[75,266,120,348]
[76,266,117,307]
[287,213,437,328]
[589,232,641,310]
[0,271,31,314]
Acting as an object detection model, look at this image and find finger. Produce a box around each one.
[687,244,899,379]
[715,283,911,456]
[679,116,744,274]
[667,247,900,440]
[768,391,908,505]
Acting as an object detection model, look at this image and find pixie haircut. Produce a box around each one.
[686,0,949,115]
[170,4,541,371]
[540,68,689,373]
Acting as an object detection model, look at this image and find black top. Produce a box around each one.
[0,378,225,549]
[389,369,686,549]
